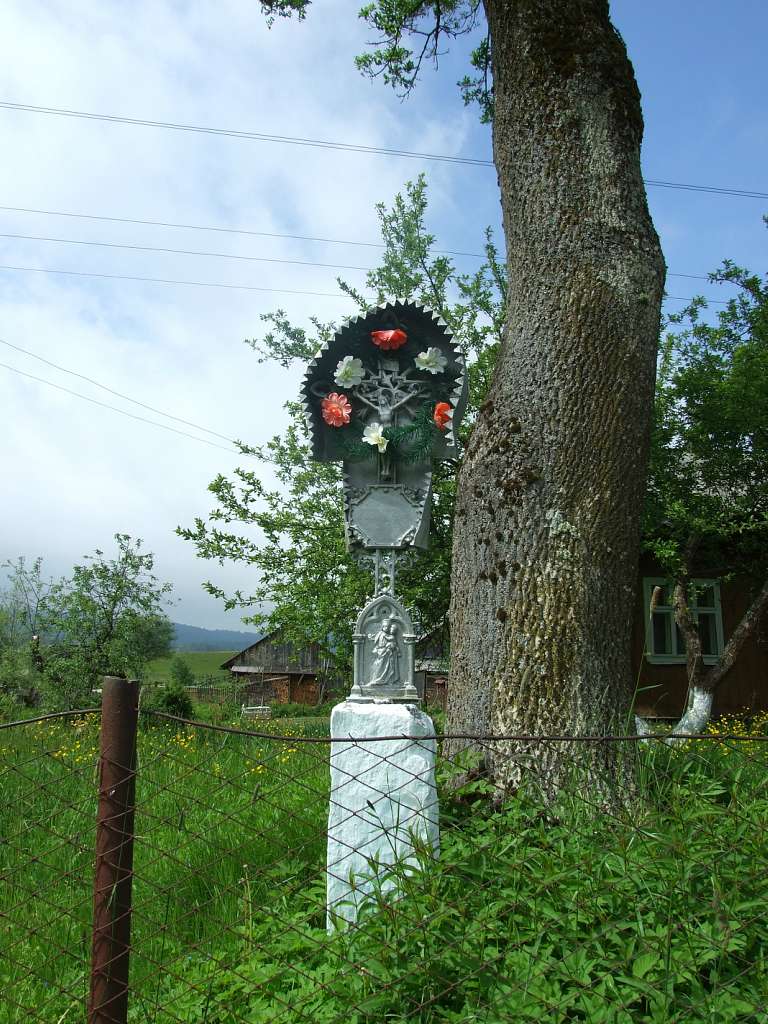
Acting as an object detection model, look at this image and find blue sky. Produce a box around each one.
[1,1,765,629]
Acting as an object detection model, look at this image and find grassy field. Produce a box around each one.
[1,714,767,1023]
[145,649,236,685]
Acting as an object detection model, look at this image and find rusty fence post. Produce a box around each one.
[88,676,139,1024]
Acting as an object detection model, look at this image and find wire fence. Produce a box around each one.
[1,682,767,1024]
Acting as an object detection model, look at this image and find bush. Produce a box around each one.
[168,656,195,689]
[269,701,335,719]
[143,682,194,720]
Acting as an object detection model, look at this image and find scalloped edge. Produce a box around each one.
[300,299,468,458]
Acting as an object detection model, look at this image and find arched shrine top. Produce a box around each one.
[301,300,467,552]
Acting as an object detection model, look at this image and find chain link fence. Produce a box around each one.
[1,685,767,1023]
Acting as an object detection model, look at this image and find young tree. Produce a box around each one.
[180,178,505,674]
[169,655,196,689]
[0,557,51,705]
[37,535,174,709]
[640,260,768,734]
[258,3,666,778]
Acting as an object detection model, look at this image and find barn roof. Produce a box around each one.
[220,630,276,670]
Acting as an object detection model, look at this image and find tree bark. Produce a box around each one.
[447,1,666,783]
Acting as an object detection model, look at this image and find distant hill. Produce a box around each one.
[172,622,262,652]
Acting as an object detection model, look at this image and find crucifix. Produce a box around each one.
[302,299,466,700]
[304,300,466,929]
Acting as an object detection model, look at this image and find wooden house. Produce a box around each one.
[221,629,329,705]
[631,556,768,720]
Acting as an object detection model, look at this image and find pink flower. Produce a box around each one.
[371,328,407,350]
[321,392,352,427]
[433,402,453,431]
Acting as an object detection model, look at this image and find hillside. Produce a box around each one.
[172,622,262,652]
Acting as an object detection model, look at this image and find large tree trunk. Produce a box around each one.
[447,1,666,784]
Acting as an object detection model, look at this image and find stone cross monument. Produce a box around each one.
[301,299,467,927]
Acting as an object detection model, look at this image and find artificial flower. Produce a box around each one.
[433,402,453,431]
[321,392,352,427]
[371,328,407,350]
[362,421,389,452]
[334,355,365,388]
[414,347,448,374]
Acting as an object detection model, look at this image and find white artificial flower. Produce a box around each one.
[362,421,389,453]
[414,347,448,374]
[334,355,365,388]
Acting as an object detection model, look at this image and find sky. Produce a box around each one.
[1,0,766,630]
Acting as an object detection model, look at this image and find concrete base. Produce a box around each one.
[326,701,439,930]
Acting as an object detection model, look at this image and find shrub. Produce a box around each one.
[144,682,194,720]
[168,656,195,689]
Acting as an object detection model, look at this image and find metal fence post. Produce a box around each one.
[88,676,139,1024]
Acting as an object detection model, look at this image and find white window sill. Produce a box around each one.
[645,654,720,666]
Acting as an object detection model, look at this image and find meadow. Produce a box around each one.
[1,710,767,1023]
[144,650,236,686]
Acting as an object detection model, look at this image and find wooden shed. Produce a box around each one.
[221,629,329,706]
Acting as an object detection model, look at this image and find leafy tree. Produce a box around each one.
[169,655,196,689]
[0,557,52,705]
[640,258,768,734]
[257,2,666,782]
[180,177,504,676]
[26,535,174,709]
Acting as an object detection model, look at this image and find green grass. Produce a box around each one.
[1,717,766,1023]
[145,650,236,685]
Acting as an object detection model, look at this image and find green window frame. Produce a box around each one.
[642,578,724,666]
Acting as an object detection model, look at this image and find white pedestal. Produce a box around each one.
[326,701,439,930]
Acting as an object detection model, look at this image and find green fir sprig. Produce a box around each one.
[335,401,442,463]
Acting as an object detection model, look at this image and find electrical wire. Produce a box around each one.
[0,360,242,454]
[0,338,237,444]
[0,229,715,282]
[0,262,728,303]
[0,204,481,257]
[0,263,350,297]
[0,232,371,272]
[1,101,766,199]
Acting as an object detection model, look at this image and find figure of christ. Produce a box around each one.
[368,617,401,689]
[354,362,430,481]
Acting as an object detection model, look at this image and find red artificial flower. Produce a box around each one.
[433,402,453,431]
[321,392,352,427]
[371,328,408,350]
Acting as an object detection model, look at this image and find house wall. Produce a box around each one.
[235,673,321,706]
[632,562,768,719]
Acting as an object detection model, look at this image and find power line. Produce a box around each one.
[1,101,766,199]
[0,101,491,167]
[0,338,237,444]
[0,220,724,286]
[0,361,241,454]
[0,262,728,304]
[0,232,371,273]
[665,294,728,305]
[0,204,480,257]
[0,263,350,297]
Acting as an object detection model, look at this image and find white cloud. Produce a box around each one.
[0,0,478,629]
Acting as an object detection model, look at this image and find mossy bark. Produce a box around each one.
[447,1,666,785]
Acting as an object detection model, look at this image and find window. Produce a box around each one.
[642,578,724,665]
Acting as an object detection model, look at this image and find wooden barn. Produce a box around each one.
[221,630,331,705]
